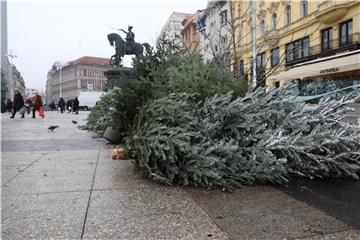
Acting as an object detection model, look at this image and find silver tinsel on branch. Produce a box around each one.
[128,85,360,190]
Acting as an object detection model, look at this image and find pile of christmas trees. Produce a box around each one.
[128,87,360,190]
[86,40,360,190]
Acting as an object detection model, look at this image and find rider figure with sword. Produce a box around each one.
[118,25,135,54]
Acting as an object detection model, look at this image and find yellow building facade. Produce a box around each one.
[230,0,360,91]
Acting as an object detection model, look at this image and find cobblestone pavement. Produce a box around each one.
[1,111,359,239]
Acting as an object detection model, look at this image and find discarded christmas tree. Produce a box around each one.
[127,85,360,190]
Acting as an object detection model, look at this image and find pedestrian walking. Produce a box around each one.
[32,93,43,119]
[6,99,12,114]
[73,97,79,114]
[66,100,72,113]
[25,98,32,114]
[10,90,25,118]
[58,97,65,113]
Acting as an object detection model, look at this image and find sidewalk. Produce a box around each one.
[1,111,359,239]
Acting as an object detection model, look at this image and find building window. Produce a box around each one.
[237,6,242,18]
[301,0,308,17]
[260,20,265,37]
[340,19,352,46]
[220,10,227,26]
[256,52,266,71]
[271,48,279,68]
[286,37,310,63]
[272,13,277,30]
[239,60,244,75]
[285,5,291,25]
[256,52,266,87]
[321,27,333,51]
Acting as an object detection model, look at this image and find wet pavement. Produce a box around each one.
[1,111,360,239]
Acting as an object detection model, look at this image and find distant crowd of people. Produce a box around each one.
[48,97,79,114]
[1,90,44,119]
[1,92,80,118]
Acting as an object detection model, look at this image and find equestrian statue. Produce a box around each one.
[108,25,151,67]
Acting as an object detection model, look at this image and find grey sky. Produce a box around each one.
[7,0,206,91]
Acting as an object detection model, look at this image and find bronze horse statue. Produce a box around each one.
[107,33,151,66]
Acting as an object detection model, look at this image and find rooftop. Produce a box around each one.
[69,56,110,67]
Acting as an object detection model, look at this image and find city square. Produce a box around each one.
[1,0,360,239]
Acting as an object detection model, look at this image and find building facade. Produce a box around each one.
[230,0,360,91]
[181,10,203,52]
[198,1,231,61]
[158,12,193,45]
[25,88,39,99]
[46,56,110,104]
[1,0,9,102]
[12,65,25,96]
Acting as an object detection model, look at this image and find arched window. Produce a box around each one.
[272,13,277,30]
[301,0,308,17]
[260,20,265,37]
[285,5,291,25]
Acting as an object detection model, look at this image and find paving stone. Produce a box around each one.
[1,151,47,166]
[1,191,88,240]
[297,229,360,240]
[185,186,351,240]
[2,161,96,195]
[1,165,29,183]
[83,188,228,239]
[93,160,159,190]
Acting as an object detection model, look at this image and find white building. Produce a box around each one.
[12,65,26,96]
[46,56,110,104]
[157,12,193,45]
[198,1,231,62]
[26,88,39,99]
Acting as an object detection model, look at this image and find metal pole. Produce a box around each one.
[10,63,13,98]
[251,0,257,88]
[59,67,62,98]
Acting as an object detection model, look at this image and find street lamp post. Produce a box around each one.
[55,61,68,99]
[251,0,257,88]
[59,66,62,98]
[6,53,17,99]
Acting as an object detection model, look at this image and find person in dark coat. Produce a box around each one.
[6,99,12,113]
[73,97,79,114]
[10,90,25,118]
[32,93,43,118]
[66,100,72,113]
[58,97,65,113]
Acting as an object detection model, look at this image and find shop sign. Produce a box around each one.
[320,67,339,74]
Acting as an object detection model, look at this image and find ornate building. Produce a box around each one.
[181,10,203,53]
[46,56,110,104]
[230,0,360,92]
[157,12,193,45]
[198,1,231,61]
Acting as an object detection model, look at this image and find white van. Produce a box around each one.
[78,91,105,110]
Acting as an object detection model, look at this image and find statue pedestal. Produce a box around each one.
[105,67,137,90]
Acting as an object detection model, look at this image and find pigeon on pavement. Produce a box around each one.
[72,120,78,124]
[48,126,59,132]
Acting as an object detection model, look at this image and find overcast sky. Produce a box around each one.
[7,0,206,91]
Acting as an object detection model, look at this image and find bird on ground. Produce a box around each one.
[72,120,78,124]
[48,126,59,132]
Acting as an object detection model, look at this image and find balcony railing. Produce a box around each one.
[286,33,360,67]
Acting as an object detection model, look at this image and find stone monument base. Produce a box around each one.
[104,67,137,90]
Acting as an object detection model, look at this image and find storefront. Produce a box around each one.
[269,49,360,96]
